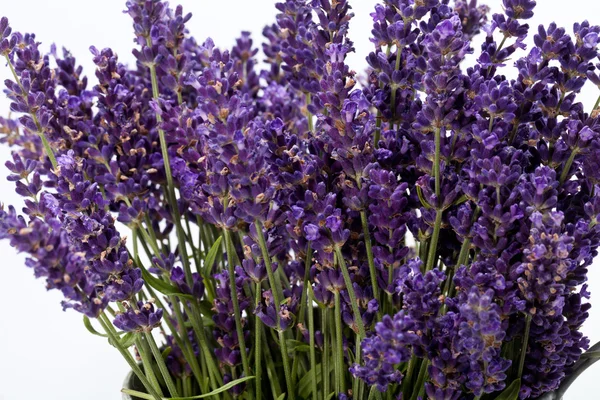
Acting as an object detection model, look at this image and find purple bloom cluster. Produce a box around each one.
[2,0,600,399]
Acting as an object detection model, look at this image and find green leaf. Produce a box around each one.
[446,194,468,210]
[416,186,432,209]
[326,392,336,400]
[196,300,215,317]
[276,394,286,400]
[298,362,334,398]
[170,376,255,399]
[140,268,196,300]
[83,316,108,337]
[581,351,600,359]
[161,346,173,359]
[203,236,223,276]
[493,378,521,400]
[119,332,138,348]
[286,339,310,353]
[121,389,157,400]
[122,376,255,400]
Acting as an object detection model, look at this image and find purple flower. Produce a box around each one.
[114,301,164,332]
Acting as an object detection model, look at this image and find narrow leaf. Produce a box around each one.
[286,339,310,353]
[83,316,108,337]
[276,394,286,400]
[493,378,521,400]
[580,351,600,359]
[416,185,432,209]
[121,389,156,400]
[161,346,173,359]
[203,236,223,276]
[122,376,255,400]
[119,332,138,348]
[170,376,255,399]
[141,268,196,300]
[197,300,215,317]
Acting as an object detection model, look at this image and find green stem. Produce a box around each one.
[333,247,367,340]
[308,288,318,400]
[433,127,441,201]
[144,331,180,398]
[254,221,295,400]
[145,289,207,394]
[409,359,429,400]
[593,94,600,112]
[136,336,164,397]
[559,149,578,184]
[183,376,191,398]
[334,291,346,396]
[360,210,380,318]
[322,307,331,400]
[401,357,418,395]
[518,314,532,378]
[5,54,57,169]
[97,313,163,400]
[133,227,217,394]
[425,209,443,271]
[307,93,314,133]
[223,229,252,381]
[255,282,263,400]
[291,244,313,380]
[145,38,193,288]
[389,49,402,121]
[180,301,224,389]
[261,328,283,399]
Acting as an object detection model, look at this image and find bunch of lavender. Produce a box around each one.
[1,0,600,399]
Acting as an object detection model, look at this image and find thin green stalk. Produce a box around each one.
[255,282,263,400]
[308,288,318,400]
[254,221,295,400]
[136,336,164,397]
[334,291,346,396]
[518,314,532,378]
[179,301,224,388]
[322,308,331,400]
[487,35,508,75]
[409,359,429,400]
[401,357,418,395]
[145,38,193,288]
[559,148,579,184]
[144,331,180,398]
[360,210,380,316]
[183,376,191,398]
[223,229,252,381]
[261,328,283,399]
[424,126,444,271]
[418,236,429,262]
[307,93,314,133]
[333,247,367,340]
[354,335,364,400]
[389,48,402,121]
[178,378,185,398]
[97,313,163,400]
[292,244,313,379]
[4,55,57,169]
[333,246,366,398]
[593,94,600,113]
[133,228,216,394]
[425,210,443,271]
[433,126,441,200]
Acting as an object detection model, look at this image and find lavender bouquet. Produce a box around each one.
[1,0,599,399]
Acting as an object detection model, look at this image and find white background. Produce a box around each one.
[0,1,599,399]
